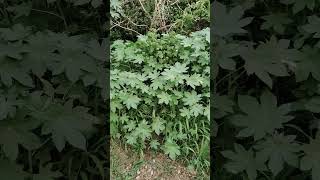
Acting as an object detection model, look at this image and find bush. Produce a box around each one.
[111,28,210,174]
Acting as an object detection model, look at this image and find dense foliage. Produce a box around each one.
[213,1,320,180]
[111,28,210,175]
[0,0,108,179]
[111,0,209,40]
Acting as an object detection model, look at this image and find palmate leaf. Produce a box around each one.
[120,93,141,109]
[81,66,107,100]
[0,58,33,87]
[150,140,160,150]
[239,36,299,88]
[48,49,97,82]
[22,32,59,77]
[190,103,204,117]
[254,133,300,176]
[231,90,294,140]
[151,117,165,135]
[295,46,320,82]
[213,94,234,119]
[0,24,31,41]
[157,92,171,104]
[213,38,240,70]
[55,34,85,51]
[221,144,267,180]
[85,38,107,62]
[0,116,40,161]
[212,1,253,37]
[6,2,32,19]
[162,139,181,160]
[0,41,29,60]
[133,120,152,141]
[281,0,319,14]
[31,100,98,151]
[0,96,21,120]
[300,134,320,180]
[306,96,320,113]
[185,74,204,88]
[0,85,26,120]
[91,0,103,8]
[182,91,201,106]
[261,13,293,34]
[302,15,320,38]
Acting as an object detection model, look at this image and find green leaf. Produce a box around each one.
[185,74,204,88]
[0,58,33,87]
[182,91,201,106]
[254,133,300,176]
[305,96,320,113]
[150,140,160,150]
[133,120,152,141]
[239,36,297,87]
[31,102,97,151]
[163,139,181,160]
[221,144,267,180]
[281,0,319,14]
[91,0,103,8]
[22,32,59,77]
[0,41,29,60]
[151,117,165,135]
[232,90,294,140]
[70,0,91,6]
[157,92,171,104]
[213,94,234,119]
[0,117,40,161]
[121,94,141,109]
[295,46,320,82]
[261,13,293,34]
[0,24,31,41]
[213,38,239,70]
[212,1,253,36]
[6,2,32,19]
[86,38,107,62]
[190,103,204,117]
[300,135,320,180]
[48,50,97,82]
[302,15,320,38]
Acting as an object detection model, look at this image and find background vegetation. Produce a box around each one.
[0,0,108,179]
[213,0,320,180]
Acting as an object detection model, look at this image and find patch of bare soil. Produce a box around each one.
[111,140,198,180]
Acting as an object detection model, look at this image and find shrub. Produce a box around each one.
[111,28,210,174]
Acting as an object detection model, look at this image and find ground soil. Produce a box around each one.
[111,140,199,180]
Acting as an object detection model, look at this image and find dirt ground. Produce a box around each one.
[111,140,201,180]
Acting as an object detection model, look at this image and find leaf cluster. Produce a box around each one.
[213,1,320,180]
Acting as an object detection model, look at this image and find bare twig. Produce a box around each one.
[31,8,64,21]
[138,0,152,19]
[56,0,68,29]
[111,21,142,35]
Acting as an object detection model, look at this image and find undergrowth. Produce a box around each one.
[111,28,210,177]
